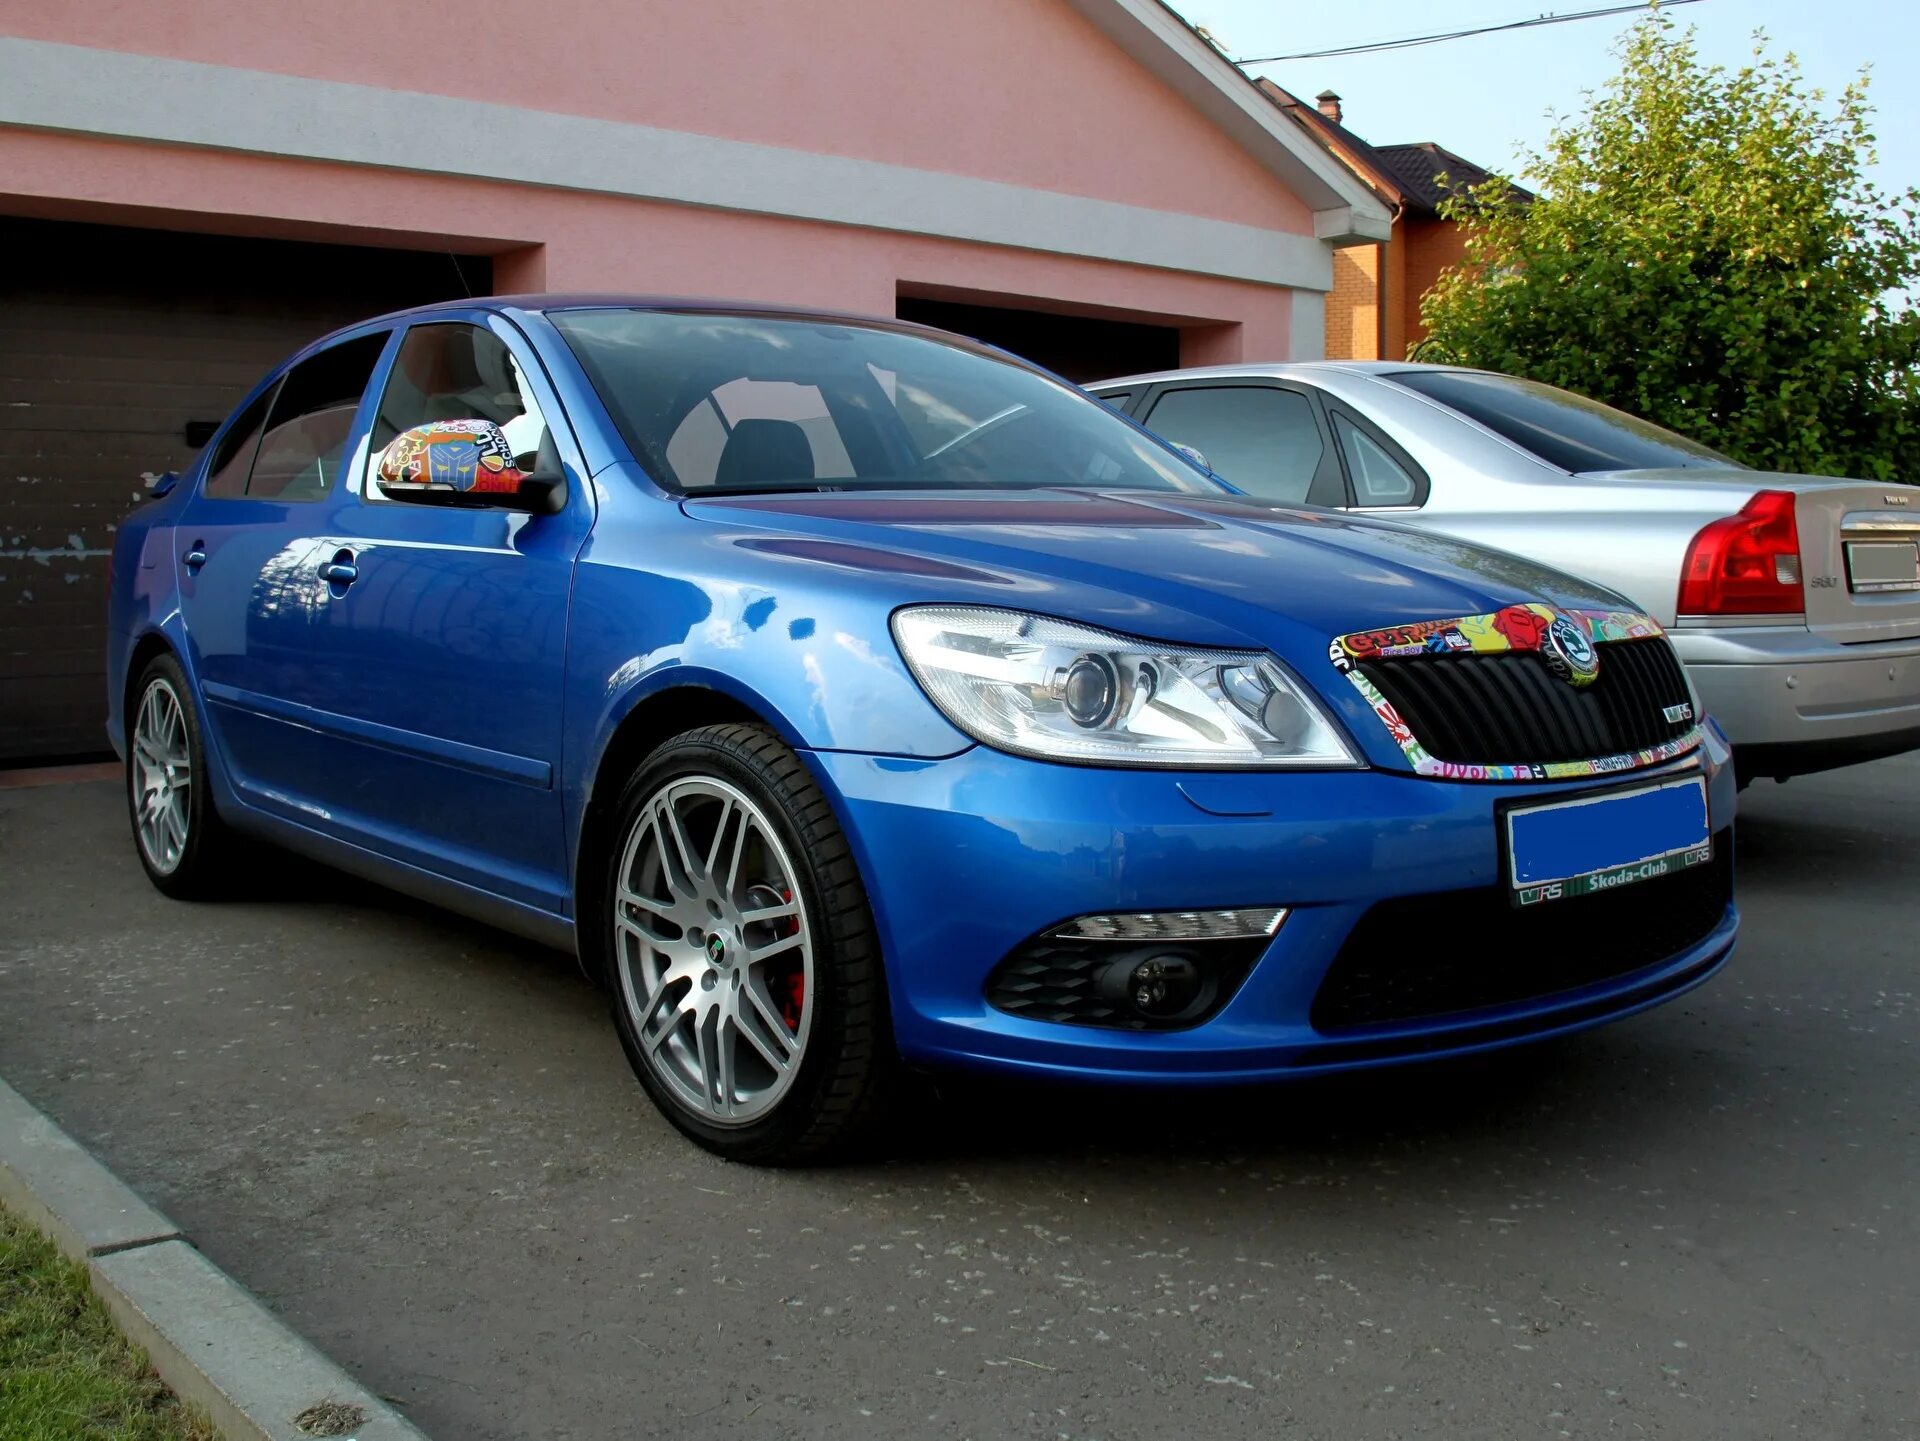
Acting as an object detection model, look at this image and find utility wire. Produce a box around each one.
[1232,0,1710,65]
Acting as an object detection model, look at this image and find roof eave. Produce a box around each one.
[1063,0,1393,246]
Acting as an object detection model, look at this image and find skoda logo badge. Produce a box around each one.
[706,933,727,965]
[1543,614,1600,687]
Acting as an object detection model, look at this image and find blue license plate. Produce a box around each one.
[1506,775,1711,907]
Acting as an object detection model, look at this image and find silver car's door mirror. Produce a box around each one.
[374,419,564,514]
[1171,442,1211,473]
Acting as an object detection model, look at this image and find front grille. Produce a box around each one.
[1310,831,1732,1032]
[1359,637,1693,765]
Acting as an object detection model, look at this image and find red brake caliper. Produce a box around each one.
[776,887,805,1030]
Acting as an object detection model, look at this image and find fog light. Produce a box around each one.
[1095,953,1205,1019]
[1052,908,1287,942]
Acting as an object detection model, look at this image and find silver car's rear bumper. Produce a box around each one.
[1671,623,1920,777]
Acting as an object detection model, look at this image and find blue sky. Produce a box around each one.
[1167,1,1916,197]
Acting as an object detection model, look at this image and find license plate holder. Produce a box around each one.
[1505,776,1711,908]
[1845,539,1920,594]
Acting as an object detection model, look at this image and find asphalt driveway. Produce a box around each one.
[0,758,1914,1439]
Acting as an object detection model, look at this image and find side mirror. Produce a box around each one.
[374,420,565,514]
[1171,442,1211,474]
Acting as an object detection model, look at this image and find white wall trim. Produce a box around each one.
[1288,290,1327,361]
[0,38,1335,294]
[1063,0,1394,243]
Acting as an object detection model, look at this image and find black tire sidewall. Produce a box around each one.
[600,728,880,1163]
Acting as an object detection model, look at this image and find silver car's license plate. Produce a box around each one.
[1506,776,1711,908]
[1845,539,1920,593]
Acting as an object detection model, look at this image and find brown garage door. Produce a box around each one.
[0,220,489,763]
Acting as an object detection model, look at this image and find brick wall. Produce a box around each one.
[1324,243,1382,360]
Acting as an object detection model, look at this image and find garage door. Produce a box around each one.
[895,296,1179,384]
[0,220,489,763]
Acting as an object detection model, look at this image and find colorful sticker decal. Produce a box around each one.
[377,420,527,495]
[1328,604,1700,781]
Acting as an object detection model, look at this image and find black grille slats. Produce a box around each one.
[1358,637,1693,767]
[1311,835,1733,1031]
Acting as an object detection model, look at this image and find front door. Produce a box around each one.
[286,314,592,916]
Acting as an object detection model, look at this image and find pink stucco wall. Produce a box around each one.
[8,0,1308,232]
[0,129,1297,363]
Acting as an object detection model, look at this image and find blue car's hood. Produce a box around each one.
[683,488,1629,648]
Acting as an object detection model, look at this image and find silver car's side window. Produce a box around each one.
[1141,385,1325,504]
[1334,414,1420,507]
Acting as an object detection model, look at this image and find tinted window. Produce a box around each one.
[1333,414,1419,505]
[1142,386,1324,504]
[550,310,1218,496]
[366,323,550,500]
[1095,388,1136,412]
[244,334,387,501]
[1391,370,1739,473]
[203,386,274,499]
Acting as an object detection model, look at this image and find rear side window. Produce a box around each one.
[1390,369,1738,473]
[1143,386,1325,504]
[202,387,274,499]
[210,334,387,502]
[1334,414,1420,506]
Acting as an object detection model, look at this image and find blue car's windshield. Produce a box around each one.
[550,308,1221,496]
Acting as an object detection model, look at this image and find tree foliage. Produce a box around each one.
[1417,12,1920,479]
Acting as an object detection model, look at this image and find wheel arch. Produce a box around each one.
[122,630,182,745]
[571,680,779,987]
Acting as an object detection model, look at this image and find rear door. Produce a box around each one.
[175,329,393,804]
[285,313,592,913]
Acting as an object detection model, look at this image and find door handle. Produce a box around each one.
[318,549,359,587]
[183,543,207,572]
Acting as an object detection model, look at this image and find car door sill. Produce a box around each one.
[230,802,576,954]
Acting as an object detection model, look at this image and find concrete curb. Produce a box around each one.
[0,1076,431,1441]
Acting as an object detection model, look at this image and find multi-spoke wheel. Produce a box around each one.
[126,653,234,897]
[131,675,191,874]
[602,723,894,1163]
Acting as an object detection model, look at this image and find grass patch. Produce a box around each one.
[0,1205,216,1441]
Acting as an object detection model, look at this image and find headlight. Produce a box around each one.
[891,607,1360,768]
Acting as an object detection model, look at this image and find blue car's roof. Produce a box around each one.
[358,293,943,333]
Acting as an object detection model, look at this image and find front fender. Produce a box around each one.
[560,510,977,820]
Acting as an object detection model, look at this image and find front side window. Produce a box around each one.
[1389,369,1739,474]
[550,309,1219,496]
[366,323,550,500]
[221,334,387,502]
[1142,386,1325,504]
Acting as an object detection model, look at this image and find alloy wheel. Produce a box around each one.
[613,776,814,1126]
[132,678,192,874]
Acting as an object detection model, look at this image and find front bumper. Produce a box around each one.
[806,740,1738,1085]
[1673,624,1920,772]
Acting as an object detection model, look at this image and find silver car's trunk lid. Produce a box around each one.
[1597,469,1920,642]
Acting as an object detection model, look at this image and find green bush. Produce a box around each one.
[1418,11,1920,480]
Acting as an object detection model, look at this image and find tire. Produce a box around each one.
[126,653,237,898]
[600,723,895,1164]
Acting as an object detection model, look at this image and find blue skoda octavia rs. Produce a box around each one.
[107,297,1738,1162]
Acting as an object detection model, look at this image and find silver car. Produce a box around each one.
[1089,363,1920,781]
